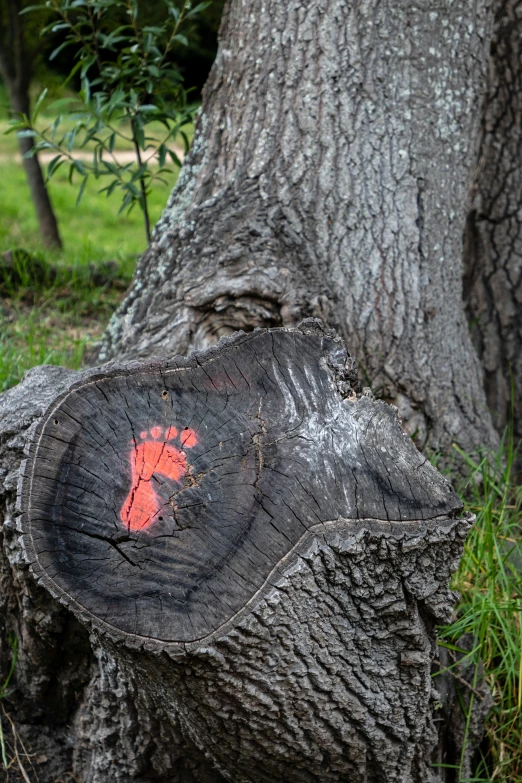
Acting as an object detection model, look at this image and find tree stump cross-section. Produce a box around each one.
[19,323,471,782]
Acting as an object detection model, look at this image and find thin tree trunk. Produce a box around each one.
[100,0,498,460]
[463,0,522,459]
[0,0,62,250]
[9,88,63,250]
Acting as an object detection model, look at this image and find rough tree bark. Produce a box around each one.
[100,0,498,457]
[0,364,223,782]
[0,0,507,780]
[4,323,472,782]
[463,0,522,458]
[0,0,62,250]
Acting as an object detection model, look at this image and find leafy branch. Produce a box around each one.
[8,0,211,242]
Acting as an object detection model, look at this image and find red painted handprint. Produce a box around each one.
[120,426,198,532]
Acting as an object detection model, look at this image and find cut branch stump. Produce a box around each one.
[18,323,471,782]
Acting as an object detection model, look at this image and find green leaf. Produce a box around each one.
[99,179,119,198]
[168,149,183,167]
[76,175,89,206]
[100,160,119,174]
[77,127,94,148]
[131,163,148,180]
[48,98,76,113]
[158,143,167,168]
[19,5,43,14]
[168,5,180,22]
[64,130,76,152]
[172,33,189,47]
[31,89,48,124]
[32,141,54,152]
[133,123,145,149]
[46,155,64,180]
[185,1,211,19]
[80,55,96,79]
[50,40,73,61]
[153,173,171,185]
[72,159,87,177]
[179,129,191,153]
[3,124,21,135]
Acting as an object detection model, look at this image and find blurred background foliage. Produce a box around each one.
[0,0,224,390]
[0,0,225,257]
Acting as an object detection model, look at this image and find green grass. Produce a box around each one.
[0,140,178,391]
[0,250,131,390]
[0,161,178,264]
[0,634,19,773]
[0,293,115,392]
[437,434,522,781]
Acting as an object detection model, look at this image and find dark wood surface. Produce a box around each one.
[21,328,461,644]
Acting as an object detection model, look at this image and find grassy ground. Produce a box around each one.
[0,160,171,263]
[0,144,178,391]
[437,437,522,782]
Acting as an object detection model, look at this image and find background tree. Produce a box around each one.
[15,0,215,244]
[0,0,62,249]
[8,0,215,245]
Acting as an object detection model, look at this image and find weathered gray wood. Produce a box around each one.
[0,364,223,783]
[0,366,93,781]
[17,324,472,782]
[1,0,506,774]
[21,325,461,647]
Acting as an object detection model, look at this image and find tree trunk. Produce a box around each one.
[0,0,62,250]
[0,364,221,783]
[463,0,522,460]
[1,323,474,782]
[9,88,63,250]
[0,0,503,780]
[100,0,498,458]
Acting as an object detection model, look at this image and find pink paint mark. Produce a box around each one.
[181,428,198,448]
[120,426,198,532]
